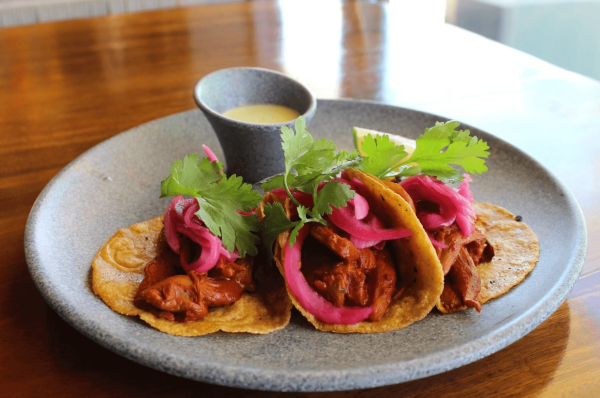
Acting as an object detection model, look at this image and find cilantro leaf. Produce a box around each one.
[195,174,262,256]
[312,181,354,219]
[289,205,310,246]
[357,121,490,183]
[278,116,356,202]
[261,174,286,192]
[293,150,362,196]
[279,117,359,193]
[160,154,222,198]
[405,121,489,182]
[160,154,262,257]
[262,202,299,256]
[261,117,356,253]
[359,134,408,178]
[396,164,421,177]
[281,117,313,175]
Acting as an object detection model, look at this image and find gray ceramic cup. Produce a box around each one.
[193,67,317,183]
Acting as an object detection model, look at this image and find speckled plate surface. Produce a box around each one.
[25,100,586,392]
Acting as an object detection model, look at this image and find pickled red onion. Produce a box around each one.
[458,174,474,204]
[428,234,448,249]
[220,246,240,262]
[455,175,476,236]
[177,222,221,273]
[164,195,186,253]
[202,144,219,164]
[163,196,235,273]
[271,179,367,218]
[330,177,395,247]
[271,188,314,208]
[400,175,475,237]
[350,177,367,192]
[183,199,200,226]
[271,178,403,247]
[329,177,368,220]
[350,213,385,249]
[328,205,411,241]
[284,225,373,324]
[351,192,369,220]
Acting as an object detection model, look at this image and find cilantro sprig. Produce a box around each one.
[160,153,262,257]
[261,117,358,253]
[359,134,409,179]
[359,121,490,183]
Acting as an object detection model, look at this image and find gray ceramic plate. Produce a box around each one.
[25,99,586,392]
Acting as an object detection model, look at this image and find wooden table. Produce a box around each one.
[1,1,598,396]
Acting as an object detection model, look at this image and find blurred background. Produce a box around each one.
[2,0,598,82]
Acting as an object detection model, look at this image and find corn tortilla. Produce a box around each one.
[92,216,292,336]
[435,202,539,313]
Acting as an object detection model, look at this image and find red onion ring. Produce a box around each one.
[163,196,233,273]
[284,225,373,324]
[328,205,411,241]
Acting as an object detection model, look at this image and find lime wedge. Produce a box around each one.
[352,127,416,162]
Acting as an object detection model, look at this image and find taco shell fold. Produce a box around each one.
[271,169,445,333]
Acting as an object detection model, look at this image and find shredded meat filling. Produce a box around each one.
[433,224,486,274]
[302,224,396,322]
[448,246,482,311]
[432,222,495,312]
[134,230,255,323]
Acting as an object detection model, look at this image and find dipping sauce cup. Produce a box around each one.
[193,67,317,183]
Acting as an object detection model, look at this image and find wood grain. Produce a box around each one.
[1,1,598,397]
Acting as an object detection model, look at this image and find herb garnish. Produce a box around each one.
[359,121,490,183]
[160,153,262,257]
[261,117,360,252]
[261,119,490,256]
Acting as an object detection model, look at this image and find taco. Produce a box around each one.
[92,149,292,336]
[387,174,539,313]
[355,122,540,313]
[259,119,444,333]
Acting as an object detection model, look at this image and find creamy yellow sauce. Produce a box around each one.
[222,104,300,124]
